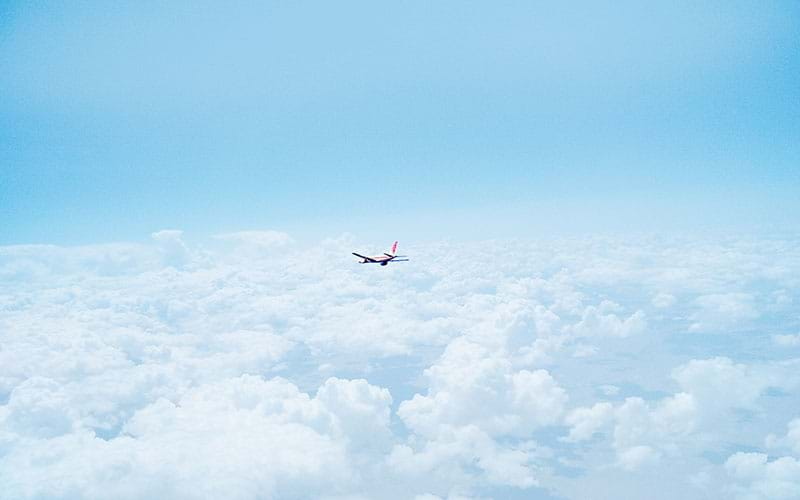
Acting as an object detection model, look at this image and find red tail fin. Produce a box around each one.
[391,241,398,255]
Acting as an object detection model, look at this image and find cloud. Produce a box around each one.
[562,402,614,443]
[0,242,158,280]
[1,232,798,498]
[567,303,647,338]
[0,375,392,499]
[689,293,759,333]
[671,357,770,413]
[766,417,800,456]
[387,425,541,490]
[212,231,294,261]
[773,334,800,347]
[725,453,800,499]
[610,393,697,469]
[651,292,676,308]
[562,355,797,472]
[398,338,567,439]
[151,230,191,268]
[617,444,660,470]
[390,335,566,492]
[789,419,800,455]
[315,377,393,451]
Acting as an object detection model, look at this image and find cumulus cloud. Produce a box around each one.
[567,302,647,338]
[610,393,697,469]
[725,453,800,499]
[315,377,393,450]
[0,375,394,499]
[562,402,614,443]
[1,232,798,499]
[561,355,798,472]
[766,417,800,456]
[390,336,566,490]
[671,357,770,413]
[0,242,159,280]
[398,338,567,439]
[151,229,191,268]
[387,425,541,490]
[689,293,759,333]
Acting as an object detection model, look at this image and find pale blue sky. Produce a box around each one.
[2,1,798,244]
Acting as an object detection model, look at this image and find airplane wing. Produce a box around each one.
[391,259,409,262]
[352,252,378,263]
[384,253,394,258]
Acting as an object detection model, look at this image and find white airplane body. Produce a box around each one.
[353,241,409,266]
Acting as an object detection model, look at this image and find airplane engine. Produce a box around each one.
[381,261,388,266]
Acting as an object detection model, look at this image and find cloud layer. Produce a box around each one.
[1,232,798,499]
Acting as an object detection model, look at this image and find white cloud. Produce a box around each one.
[598,384,620,396]
[617,444,660,470]
[689,293,759,332]
[0,375,394,499]
[398,338,567,439]
[568,305,647,338]
[610,393,697,469]
[766,417,800,456]
[212,230,294,261]
[0,242,159,280]
[387,425,540,490]
[672,357,770,413]
[773,334,800,347]
[392,336,566,491]
[789,419,800,455]
[725,453,800,499]
[1,233,799,499]
[151,229,191,268]
[562,402,614,443]
[562,355,793,472]
[3,376,77,438]
[651,292,676,308]
[315,377,393,451]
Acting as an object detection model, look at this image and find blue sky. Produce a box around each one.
[1,1,799,244]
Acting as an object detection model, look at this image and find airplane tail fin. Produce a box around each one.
[391,241,398,255]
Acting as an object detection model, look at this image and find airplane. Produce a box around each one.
[352,241,409,266]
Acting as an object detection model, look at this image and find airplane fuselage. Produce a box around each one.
[352,241,407,266]
[358,255,393,265]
